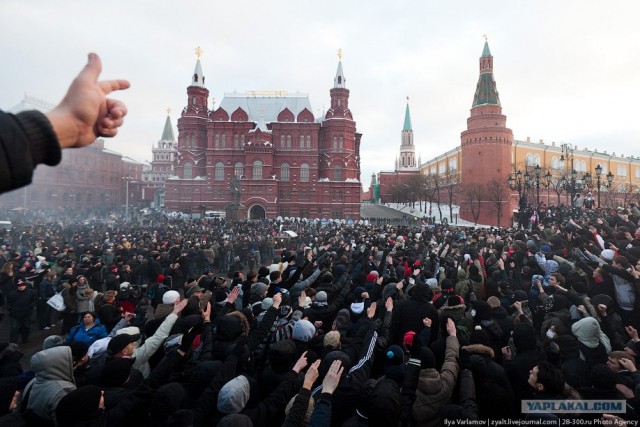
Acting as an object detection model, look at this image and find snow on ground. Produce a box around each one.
[385,202,493,228]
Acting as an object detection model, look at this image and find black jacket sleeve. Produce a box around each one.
[0,110,61,194]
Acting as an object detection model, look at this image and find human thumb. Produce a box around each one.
[80,53,102,82]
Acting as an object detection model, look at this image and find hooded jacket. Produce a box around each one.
[391,284,439,345]
[23,346,76,425]
[411,335,460,426]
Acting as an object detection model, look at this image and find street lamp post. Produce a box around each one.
[123,176,133,221]
[534,165,542,207]
[594,164,614,208]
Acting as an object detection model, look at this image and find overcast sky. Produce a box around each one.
[2,1,639,189]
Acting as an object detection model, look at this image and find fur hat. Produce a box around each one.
[324,331,341,349]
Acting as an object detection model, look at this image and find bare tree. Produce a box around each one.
[405,174,426,209]
[462,183,484,225]
[442,173,458,223]
[428,174,444,222]
[487,177,510,227]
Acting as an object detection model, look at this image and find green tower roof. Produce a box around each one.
[161,115,175,142]
[472,73,500,107]
[482,40,491,57]
[403,102,412,131]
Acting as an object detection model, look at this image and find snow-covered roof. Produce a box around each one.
[8,94,54,114]
[219,92,313,123]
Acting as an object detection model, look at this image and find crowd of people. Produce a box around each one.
[0,203,637,426]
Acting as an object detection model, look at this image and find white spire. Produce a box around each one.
[191,59,206,88]
[334,61,346,88]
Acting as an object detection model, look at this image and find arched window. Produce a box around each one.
[635,167,640,179]
[221,134,226,148]
[333,136,337,149]
[240,134,245,145]
[280,135,285,147]
[253,160,263,180]
[525,153,534,166]
[306,135,311,148]
[281,163,290,181]
[183,162,193,179]
[449,158,457,170]
[339,137,344,149]
[234,162,244,178]
[439,163,446,175]
[215,162,224,181]
[299,135,305,148]
[234,135,239,149]
[333,164,343,181]
[430,166,436,176]
[551,156,559,169]
[617,165,627,177]
[534,154,541,166]
[215,134,220,148]
[300,163,310,182]
[286,135,291,148]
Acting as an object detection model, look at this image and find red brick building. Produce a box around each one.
[164,56,362,220]
[0,95,145,212]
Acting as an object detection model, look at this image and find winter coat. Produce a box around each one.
[391,284,439,345]
[131,312,178,378]
[75,283,93,313]
[22,346,76,426]
[462,344,516,418]
[412,335,460,427]
[7,287,36,319]
[65,320,108,347]
[61,283,78,314]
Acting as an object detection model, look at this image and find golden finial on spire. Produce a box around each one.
[166,108,171,116]
[406,96,410,102]
[483,34,488,41]
[337,48,343,61]
[195,46,203,59]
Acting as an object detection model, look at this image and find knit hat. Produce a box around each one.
[366,273,377,283]
[56,385,102,425]
[217,375,250,414]
[526,240,537,251]
[419,347,436,369]
[261,297,274,311]
[322,272,333,283]
[43,335,64,350]
[156,274,165,283]
[100,358,133,387]
[385,345,404,366]
[403,331,416,347]
[333,309,351,332]
[251,282,268,297]
[324,331,341,349]
[540,245,551,254]
[316,291,328,304]
[625,340,640,356]
[591,294,613,314]
[67,341,89,362]
[215,289,228,304]
[162,290,180,305]
[601,249,615,261]
[292,320,316,342]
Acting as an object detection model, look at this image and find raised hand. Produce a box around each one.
[272,292,282,309]
[303,359,321,389]
[322,360,344,394]
[227,286,240,304]
[292,351,309,373]
[172,298,188,315]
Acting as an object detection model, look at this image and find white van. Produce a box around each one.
[204,211,226,219]
[0,220,12,231]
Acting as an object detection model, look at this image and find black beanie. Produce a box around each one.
[150,382,186,423]
[419,347,436,369]
[56,385,102,425]
[67,341,89,362]
[101,358,133,387]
